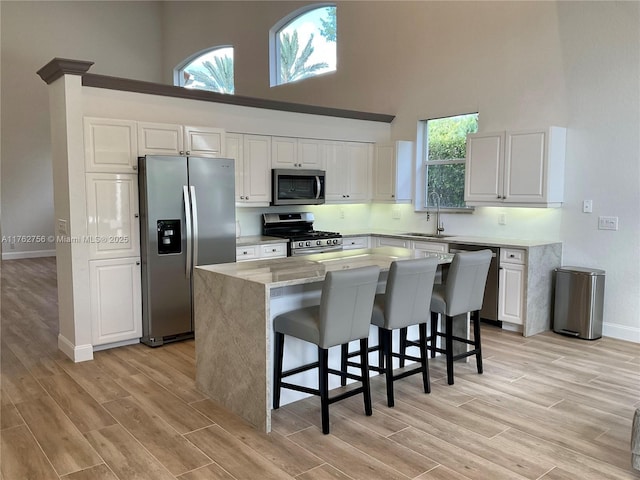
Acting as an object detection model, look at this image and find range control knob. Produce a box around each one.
[305,241,311,247]
[333,239,339,245]
[326,240,332,245]
[316,240,322,246]
[298,242,304,247]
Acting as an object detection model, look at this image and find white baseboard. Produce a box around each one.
[58,334,94,362]
[2,249,56,260]
[93,338,140,352]
[602,322,640,343]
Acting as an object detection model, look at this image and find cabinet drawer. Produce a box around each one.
[343,236,369,250]
[236,245,259,261]
[500,248,526,264]
[411,240,448,253]
[261,243,287,258]
[375,236,410,248]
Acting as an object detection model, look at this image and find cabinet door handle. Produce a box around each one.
[179,150,185,155]
[134,213,139,218]
[132,165,137,170]
[136,261,141,265]
[186,151,190,155]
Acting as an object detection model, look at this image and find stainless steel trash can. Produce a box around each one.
[553,266,605,340]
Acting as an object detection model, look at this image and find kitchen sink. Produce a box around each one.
[402,232,453,239]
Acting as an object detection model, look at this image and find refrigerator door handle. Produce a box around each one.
[190,185,199,267]
[315,175,321,200]
[183,185,192,278]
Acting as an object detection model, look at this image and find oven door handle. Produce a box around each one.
[315,176,321,200]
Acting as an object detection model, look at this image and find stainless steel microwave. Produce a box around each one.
[271,169,325,205]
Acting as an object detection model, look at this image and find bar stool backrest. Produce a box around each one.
[318,266,380,349]
[384,258,439,330]
[444,250,492,317]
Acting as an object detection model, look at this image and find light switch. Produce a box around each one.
[583,200,593,213]
[57,219,68,235]
[598,216,618,230]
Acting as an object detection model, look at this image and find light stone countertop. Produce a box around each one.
[235,235,286,246]
[197,246,453,288]
[341,231,561,249]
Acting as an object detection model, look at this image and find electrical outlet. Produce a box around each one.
[498,213,507,225]
[339,208,345,219]
[392,208,401,219]
[583,200,593,213]
[57,219,68,235]
[598,216,618,230]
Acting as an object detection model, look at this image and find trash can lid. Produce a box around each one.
[555,266,606,275]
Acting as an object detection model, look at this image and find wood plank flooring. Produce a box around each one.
[1,257,639,479]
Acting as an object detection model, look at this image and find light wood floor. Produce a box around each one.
[1,257,639,479]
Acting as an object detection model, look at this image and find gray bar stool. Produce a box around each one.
[403,250,492,385]
[272,265,380,434]
[343,258,439,407]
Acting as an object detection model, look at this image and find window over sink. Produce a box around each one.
[418,112,478,211]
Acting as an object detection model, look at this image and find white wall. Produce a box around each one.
[2,1,638,341]
[162,1,639,340]
[0,1,164,257]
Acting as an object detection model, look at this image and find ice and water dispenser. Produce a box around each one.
[157,220,181,254]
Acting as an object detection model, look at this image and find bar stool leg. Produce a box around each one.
[398,327,407,368]
[445,315,454,385]
[430,312,439,358]
[273,332,284,409]
[359,338,372,416]
[473,311,483,374]
[340,343,349,386]
[382,329,395,407]
[418,322,431,394]
[318,347,330,434]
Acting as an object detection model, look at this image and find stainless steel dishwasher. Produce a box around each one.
[447,243,501,325]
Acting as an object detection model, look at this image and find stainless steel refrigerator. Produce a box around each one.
[138,155,236,346]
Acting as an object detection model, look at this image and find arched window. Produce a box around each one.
[270,5,336,87]
[175,46,234,94]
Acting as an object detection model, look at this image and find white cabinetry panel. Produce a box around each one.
[84,117,138,173]
[372,141,412,202]
[90,257,142,345]
[86,173,139,259]
[465,127,566,207]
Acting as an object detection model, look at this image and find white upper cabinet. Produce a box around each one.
[85,173,140,260]
[271,137,324,169]
[297,138,324,169]
[184,125,225,157]
[465,127,566,207]
[271,137,297,168]
[324,141,372,203]
[138,122,225,157]
[372,141,412,203]
[84,117,138,173]
[226,133,271,206]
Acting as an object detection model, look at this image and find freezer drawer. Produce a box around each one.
[553,266,605,340]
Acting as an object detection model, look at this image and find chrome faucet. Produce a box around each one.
[429,191,445,236]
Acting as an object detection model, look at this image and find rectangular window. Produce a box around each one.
[423,113,478,209]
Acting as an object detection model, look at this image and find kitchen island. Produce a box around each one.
[194,247,453,432]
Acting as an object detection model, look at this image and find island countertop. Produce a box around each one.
[197,246,453,288]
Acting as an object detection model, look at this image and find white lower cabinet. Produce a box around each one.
[372,236,410,248]
[411,240,449,254]
[89,257,142,346]
[498,248,526,325]
[236,242,287,262]
[342,236,370,250]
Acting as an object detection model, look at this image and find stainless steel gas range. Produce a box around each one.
[262,212,342,256]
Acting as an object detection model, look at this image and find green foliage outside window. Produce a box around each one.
[426,114,478,208]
